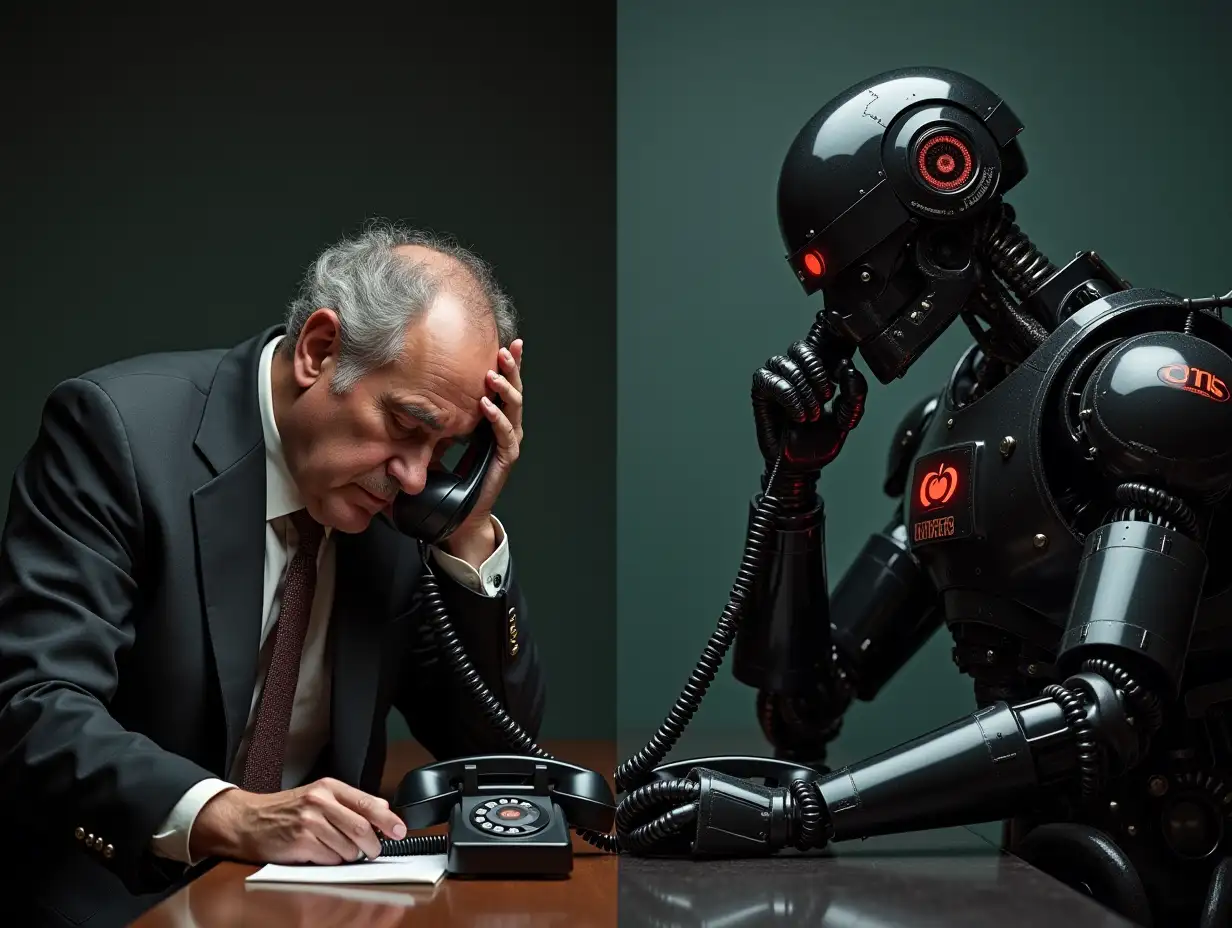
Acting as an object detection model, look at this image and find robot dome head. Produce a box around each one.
[777,66,1029,383]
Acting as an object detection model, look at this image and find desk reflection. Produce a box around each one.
[617,827,1137,928]
[159,858,616,928]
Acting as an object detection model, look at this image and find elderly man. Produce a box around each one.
[0,223,545,927]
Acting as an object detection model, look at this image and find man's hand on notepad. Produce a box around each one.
[190,777,409,865]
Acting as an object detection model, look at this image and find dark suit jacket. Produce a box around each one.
[0,326,545,927]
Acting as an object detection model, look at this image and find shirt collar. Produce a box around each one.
[258,334,311,524]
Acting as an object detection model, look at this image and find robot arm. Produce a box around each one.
[734,395,945,770]
[683,326,1232,855]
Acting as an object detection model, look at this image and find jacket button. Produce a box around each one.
[75,827,85,841]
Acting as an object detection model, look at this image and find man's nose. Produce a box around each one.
[388,454,429,496]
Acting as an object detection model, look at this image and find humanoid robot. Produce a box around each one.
[713,66,1232,928]
[384,65,1232,928]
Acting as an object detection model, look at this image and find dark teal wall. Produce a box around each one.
[616,0,1232,764]
[0,8,616,741]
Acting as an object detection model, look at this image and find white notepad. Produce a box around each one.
[245,854,448,885]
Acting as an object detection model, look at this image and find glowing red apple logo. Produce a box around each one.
[918,463,959,509]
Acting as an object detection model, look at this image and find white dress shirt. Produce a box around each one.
[150,334,510,865]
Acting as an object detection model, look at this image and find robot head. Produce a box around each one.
[777,67,1029,384]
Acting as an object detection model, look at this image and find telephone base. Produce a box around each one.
[446,796,574,878]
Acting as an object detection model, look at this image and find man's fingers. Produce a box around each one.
[318,800,383,860]
[501,344,523,393]
[482,396,520,453]
[487,368,523,430]
[307,829,353,866]
[323,779,407,839]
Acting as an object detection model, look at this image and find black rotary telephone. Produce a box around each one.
[383,756,615,878]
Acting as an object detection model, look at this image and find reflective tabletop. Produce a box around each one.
[618,825,1138,927]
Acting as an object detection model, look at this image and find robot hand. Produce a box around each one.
[751,313,868,490]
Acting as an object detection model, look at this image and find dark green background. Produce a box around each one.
[617,0,1232,772]
[0,8,615,741]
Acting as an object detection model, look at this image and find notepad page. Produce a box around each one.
[245,854,448,885]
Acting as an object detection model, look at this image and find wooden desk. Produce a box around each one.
[133,740,617,928]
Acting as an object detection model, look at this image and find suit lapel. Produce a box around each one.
[327,531,387,785]
[191,325,283,772]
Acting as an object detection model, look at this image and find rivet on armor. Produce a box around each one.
[1109,801,1119,813]
[986,650,996,663]
[1026,663,1039,676]
[920,300,932,310]
[999,436,1016,458]
[860,270,871,282]
[1127,824,1139,836]
[1033,533,1048,549]
[910,311,920,321]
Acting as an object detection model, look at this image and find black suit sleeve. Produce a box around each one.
[0,378,215,891]
[394,552,546,758]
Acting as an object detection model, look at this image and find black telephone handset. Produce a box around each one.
[386,755,616,877]
[387,414,498,546]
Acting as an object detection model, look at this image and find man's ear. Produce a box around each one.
[293,309,342,388]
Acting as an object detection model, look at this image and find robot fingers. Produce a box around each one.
[830,357,868,434]
[764,354,822,421]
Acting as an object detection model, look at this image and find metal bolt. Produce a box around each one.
[1033,533,1048,549]
[1127,824,1138,836]
[1148,776,1168,797]
[860,270,871,282]
[999,435,1016,458]
[1109,801,1119,813]
[946,418,954,429]
[986,650,996,663]
[910,311,920,321]
[920,300,932,310]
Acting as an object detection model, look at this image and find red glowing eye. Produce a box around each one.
[917,134,974,191]
[803,251,825,276]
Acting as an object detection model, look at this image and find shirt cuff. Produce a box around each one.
[151,778,237,866]
[430,515,510,597]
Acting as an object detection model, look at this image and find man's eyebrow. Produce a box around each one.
[387,399,443,431]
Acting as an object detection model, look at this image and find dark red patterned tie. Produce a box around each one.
[240,509,325,793]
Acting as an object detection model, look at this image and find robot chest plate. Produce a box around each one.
[900,353,1086,628]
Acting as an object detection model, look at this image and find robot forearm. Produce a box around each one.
[734,497,942,769]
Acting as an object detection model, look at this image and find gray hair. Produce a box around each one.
[283,220,518,393]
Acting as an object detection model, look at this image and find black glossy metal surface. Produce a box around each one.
[733,499,831,696]
[1081,330,1232,496]
[776,67,1021,275]
[617,826,1139,927]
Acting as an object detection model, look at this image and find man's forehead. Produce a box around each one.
[384,392,484,435]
